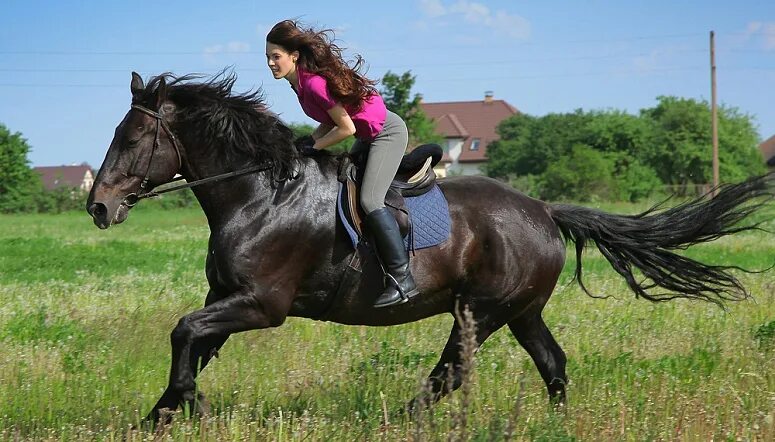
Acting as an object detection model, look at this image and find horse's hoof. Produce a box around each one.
[181,391,211,419]
[141,407,176,430]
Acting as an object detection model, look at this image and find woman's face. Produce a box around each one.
[265,42,298,80]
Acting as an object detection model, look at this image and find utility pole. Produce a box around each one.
[710,30,719,194]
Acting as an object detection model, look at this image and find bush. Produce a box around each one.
[539,144,617,201]
[35,187,89,213]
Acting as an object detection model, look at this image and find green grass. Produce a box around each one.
[0,202,773,441]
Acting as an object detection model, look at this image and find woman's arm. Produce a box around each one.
[312,123,333,140]
[313,104,356,149]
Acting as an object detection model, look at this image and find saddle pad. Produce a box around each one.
[337,183,451,250]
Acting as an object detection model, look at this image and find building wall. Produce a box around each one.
[446,138,464,163]
[81,170,94,191]
[440,137,483,176]
[447,162,482,176]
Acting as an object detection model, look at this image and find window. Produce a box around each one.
[470,138,481,151]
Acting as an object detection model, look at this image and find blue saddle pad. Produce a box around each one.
[337,183,451,250]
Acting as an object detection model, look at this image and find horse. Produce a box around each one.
[86,72,774,424]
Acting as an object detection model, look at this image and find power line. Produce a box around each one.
[0,32,724,57]
[0,50,716,74]
[0,66,728,89]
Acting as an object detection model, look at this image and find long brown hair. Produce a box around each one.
[266,20,377,109]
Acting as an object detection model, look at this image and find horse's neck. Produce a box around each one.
[180,152,268,227]
[188,158,337,231]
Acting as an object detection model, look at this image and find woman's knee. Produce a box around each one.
[360,196,383,215]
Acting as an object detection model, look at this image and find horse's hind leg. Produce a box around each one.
[407,311,502,413]
[508,314,568,407]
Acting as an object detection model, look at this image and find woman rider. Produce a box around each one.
[265,19,418,308]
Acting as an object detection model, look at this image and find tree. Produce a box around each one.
[486,98,763,201]
[379,71,443,147]
[486,111,594,178]
[0,123,43,213]
[640,96,765,185]
[539,144,617,201]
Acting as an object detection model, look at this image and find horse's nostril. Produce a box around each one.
[88,203,107,218]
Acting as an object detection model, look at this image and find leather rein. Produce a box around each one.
[122,104,272,207]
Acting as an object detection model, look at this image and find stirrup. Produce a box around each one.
[373,274,416,308]
[373,290,409,308]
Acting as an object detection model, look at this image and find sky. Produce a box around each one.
[1,0,774,168]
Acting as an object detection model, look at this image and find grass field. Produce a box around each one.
[0,200,773,441]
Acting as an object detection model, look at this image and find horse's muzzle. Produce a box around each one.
[87,202,111,229]
[87,201,129,229]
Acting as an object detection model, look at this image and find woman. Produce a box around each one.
[266,20,418,308]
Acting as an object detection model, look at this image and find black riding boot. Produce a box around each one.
[365,207,419,308]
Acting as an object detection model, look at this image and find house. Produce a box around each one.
[760,134,775,169]
[420,92,519,177]
[34,164,95,192]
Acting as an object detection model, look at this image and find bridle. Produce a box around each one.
[121,104,272,207]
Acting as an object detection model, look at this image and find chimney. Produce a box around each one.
[484,90,494,103]
[416,93,424,104]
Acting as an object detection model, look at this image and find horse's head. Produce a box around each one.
[87,72,182,229]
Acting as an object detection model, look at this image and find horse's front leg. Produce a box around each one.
[145,334,229,425]
[144,290,289,425]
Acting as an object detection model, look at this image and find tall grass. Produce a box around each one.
[0,203,773,440]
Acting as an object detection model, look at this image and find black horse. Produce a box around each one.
[87,72,773,424]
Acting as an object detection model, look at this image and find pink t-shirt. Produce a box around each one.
[294,67,386,141]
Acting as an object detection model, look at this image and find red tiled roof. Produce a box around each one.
[435,114,469,138]
[421,99,519,163]
[34,165,93,190]
[760,134,775,167]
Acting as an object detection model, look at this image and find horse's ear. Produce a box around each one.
[130,71,144,100]
[155,77,167,110]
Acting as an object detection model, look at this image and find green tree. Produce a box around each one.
[581,110,661,201]
[539,144,618,201]
[485,110,595,178]
[379,71,443,147]
[640,96,764,185]
[0,123,43,213]
[487,98,763,201]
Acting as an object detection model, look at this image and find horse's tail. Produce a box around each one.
[549,172,774,305]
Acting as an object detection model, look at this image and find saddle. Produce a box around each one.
[338,143,444,240]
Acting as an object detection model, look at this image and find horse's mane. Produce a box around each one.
[140,71,312,181]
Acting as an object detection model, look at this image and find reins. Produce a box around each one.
[122,104,274,207]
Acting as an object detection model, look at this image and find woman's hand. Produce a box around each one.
[294,135,318,156]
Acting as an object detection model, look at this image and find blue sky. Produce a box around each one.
[1,0,773,167]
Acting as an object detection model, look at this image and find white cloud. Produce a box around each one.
[203,44,224,55]
[419,0,446,18]
[737,21,775,51]
[202,41,252,64]
[491,10,531,40]
[203,41,251,55]
[630,45,692,76]
[417,0,530,40]
[763,23,775,50]
[450,1,490,23]
[746,21,762,36]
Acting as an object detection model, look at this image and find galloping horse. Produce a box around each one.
[87,73,773,424]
